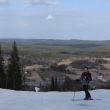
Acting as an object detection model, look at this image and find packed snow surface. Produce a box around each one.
[0,89,109,110]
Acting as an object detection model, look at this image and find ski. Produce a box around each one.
[72,99,102,101]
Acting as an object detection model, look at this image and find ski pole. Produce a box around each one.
[73,91,75,102]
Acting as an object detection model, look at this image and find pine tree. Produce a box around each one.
[50,77,55,91]
[0,45,6,88]
[54,77,58,91]
[50,77,59,91]
[7,41,22,90]
[63,77,70,91]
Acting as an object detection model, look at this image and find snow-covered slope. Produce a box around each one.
[0,89,109,110]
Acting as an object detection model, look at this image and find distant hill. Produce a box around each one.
[0,39,110,48]
[1,39,110,64]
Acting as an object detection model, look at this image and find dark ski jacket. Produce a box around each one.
[80,72,92,85]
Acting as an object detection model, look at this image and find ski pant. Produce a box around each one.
[83,85,91,99]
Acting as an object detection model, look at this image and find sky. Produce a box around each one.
[0,0,110,40]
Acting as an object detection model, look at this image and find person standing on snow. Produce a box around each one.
[80,67,92,100]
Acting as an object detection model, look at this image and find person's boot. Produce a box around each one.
[87,97,93,100]
[84,97,88,100]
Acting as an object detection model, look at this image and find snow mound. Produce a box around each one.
[0,89,109,110]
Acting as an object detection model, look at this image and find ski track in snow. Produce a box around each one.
[0,89,109,110]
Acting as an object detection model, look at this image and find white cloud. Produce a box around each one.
[0,0,9,5]
[23,23,29,27]
[46,14,54,20]
[25,0,56,6]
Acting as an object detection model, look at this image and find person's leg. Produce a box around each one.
[83,85,88,99]
[86,85,91,99]
[83,85,91,100]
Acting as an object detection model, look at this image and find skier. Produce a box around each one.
[80,67,92,100]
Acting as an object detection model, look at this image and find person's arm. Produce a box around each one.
[88,73,92,81]
[80,73,84,83]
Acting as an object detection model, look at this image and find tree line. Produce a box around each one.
[40,76,82,92]
[0,41,23,90]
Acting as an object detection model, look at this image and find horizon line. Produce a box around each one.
[0,38,110,41]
